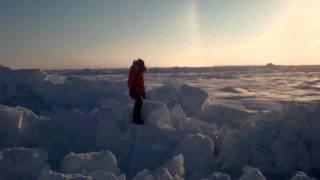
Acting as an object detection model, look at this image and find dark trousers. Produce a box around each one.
[133,96,143,124]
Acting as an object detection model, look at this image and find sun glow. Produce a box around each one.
[194,0,320,66]
[186,0,205,65]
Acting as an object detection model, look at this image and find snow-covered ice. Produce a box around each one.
[0,147,48,179]
[290,172,317,180]
[39,170,93,180]
[238,167,266,180]
[60,151,120,175]
[0,65,320,180]
[132,155,185,180]
[173,134,214,179]
[202,172,231,180]
[0,106,23,147]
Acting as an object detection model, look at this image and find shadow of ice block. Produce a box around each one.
[0,147,48,180]
[0,106,23,147]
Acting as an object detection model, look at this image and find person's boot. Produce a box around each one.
[133,114,144,125]
[136,118,144,125]
[133,118,144,125]
[132,110,143,124]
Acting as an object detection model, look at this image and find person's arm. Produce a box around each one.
[141,73,146,99]
[128,68,136,99]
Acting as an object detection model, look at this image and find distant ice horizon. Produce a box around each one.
[3,63,320,71]
[0,62,319,179]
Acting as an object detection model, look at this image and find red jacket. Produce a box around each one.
[128,66,145,95]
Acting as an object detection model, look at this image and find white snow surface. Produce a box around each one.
[0,65,320,180]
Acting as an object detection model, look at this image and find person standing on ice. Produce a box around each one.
[128,59,147,124]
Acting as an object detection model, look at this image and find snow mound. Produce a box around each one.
[0,147,48,179]
[134,169,176,180]
[203,172,231,180]
[133,155,185,180]
[0,66,129,113]
[290,171,317,180]
[61,151,120,175]
[39,170,92,180]
[88,171,126,180]
[154,154,185,178]
[238,167,266,180]
[132,170,154,180]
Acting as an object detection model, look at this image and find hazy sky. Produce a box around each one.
[1,0,319,69]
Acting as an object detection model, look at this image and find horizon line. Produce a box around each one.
[3,63,320,71]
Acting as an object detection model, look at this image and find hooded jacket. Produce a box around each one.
[127,65,145,96]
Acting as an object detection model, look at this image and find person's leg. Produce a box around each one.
[138,97,143,123]
[133,96,143,124]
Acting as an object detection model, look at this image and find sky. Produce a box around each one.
[0,0,320,69]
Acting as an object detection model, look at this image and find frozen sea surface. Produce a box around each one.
[0,65,320,180]
[53,66,320,113]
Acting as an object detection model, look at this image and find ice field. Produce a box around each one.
[0,65,320,180]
